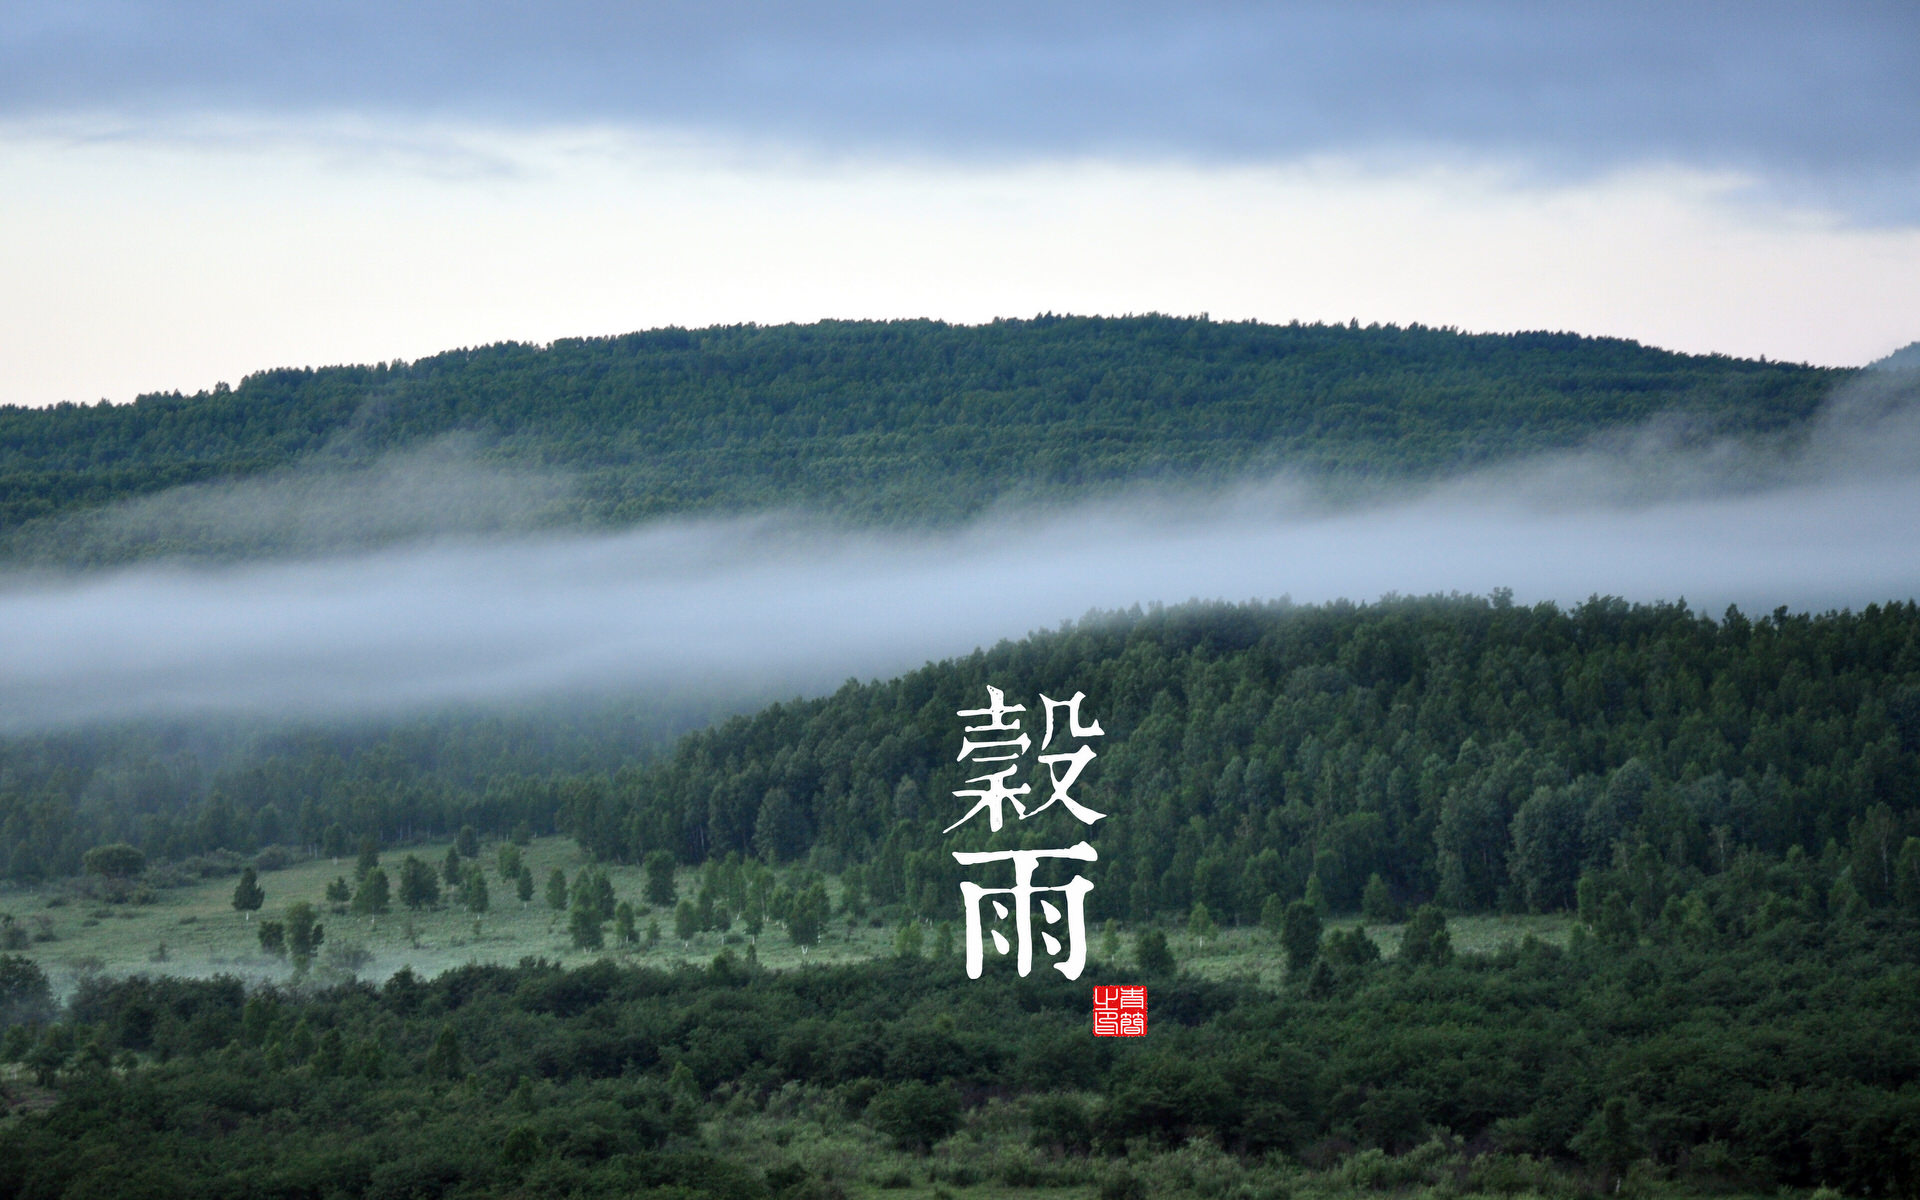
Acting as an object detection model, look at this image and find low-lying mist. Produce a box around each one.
[4,370,1917,733]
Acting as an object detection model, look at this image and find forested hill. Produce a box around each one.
[557,595,1920,925]
[0,317,1842,556]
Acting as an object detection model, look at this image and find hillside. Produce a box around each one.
[0,316,1843,562]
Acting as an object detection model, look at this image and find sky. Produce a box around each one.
[4,1,1919,408]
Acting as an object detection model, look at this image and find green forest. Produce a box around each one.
[3,319,1919,1198]
[0,317,1842,561]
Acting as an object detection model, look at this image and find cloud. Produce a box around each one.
[3,372,1918,733]
[4,1,1916,219]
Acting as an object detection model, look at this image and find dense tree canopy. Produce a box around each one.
[0,316,1842,561]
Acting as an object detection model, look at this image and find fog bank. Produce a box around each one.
[5,373,1919,732]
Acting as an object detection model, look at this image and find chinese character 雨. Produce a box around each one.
[952,842,1096,980]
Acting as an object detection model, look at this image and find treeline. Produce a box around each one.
[0,700,717,884]
[8,594,1920,923]
[9,593,1920,926]
[3,866,1918,1198]
[1,316,1842,559]
[553,594,1920,925]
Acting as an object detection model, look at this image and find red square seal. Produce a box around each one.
[1092,985,1147,1036]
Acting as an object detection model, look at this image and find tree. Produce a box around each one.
[399,855,440,910]
[1361,873,1399,923]
[867,1081,961,1153]
[1510,785,1586,912]
[575,868,615,921]
[0,954,54,1027]
[1897,837,1920,914]
[1399,904,1452,967]
[674,898,698,942]
[1134,928,1175,975]
[462,865,489,914]
[497,844,522,880]
[425,1023,464,1079]
[322,823,348,860]
[311,1028,345,1076]
[456,824,479,859]
[285,902,325,968]
[614,900,637,945]
[352,867,391,915]
[324,877,351,906]
[355,835,380,880]
[545,868,569,911]
[895,921,924,959]
[442,845,463,887]
[1281,900,1322,977]
[1187,901,1217,946]
[644,851,676,907]
[785,882,829,947]
[231,867,265,917]
[1324,926,1381,967]
[516,865,534,905]
[82,843,144,880]
[1572,1096,1641,1189]
[1848,803,1901,906]
[569,901,605,951]
[258,920,287,957]
[1259,894,1287,933]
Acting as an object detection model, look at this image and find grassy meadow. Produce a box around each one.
[1,835,1570,1001]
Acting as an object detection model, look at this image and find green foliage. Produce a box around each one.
[1899,837,1920,913]
[573,867,616,921]
[461,865,489,914]
[323,876,351,905]
[351,866,390,915]
[284,902,324,965]
[1187,902,1217,943]
[894,921,924,959]
[1360,873,1398,923]
[354,835,379,880]
[644,850,677,907]
[398,855,440,910]
[82,843,144,880]
[614,900,637,945]
[1281,900,1322,976]
[568,901,604,951]
[256,919,286,957]
[0,954,53,1027]
[455,824,479,859]
[441,844,463,887]
[1399,904,1452,967]
[545,868,568,912]
[0,318,1840,562]
[230,866,264,914]
[8,913,1920,1200]
[424,1022,464,1079]
[784,883,830,948]
[1323,926,1382,968]
[866,1080,961,1152]
[496,843,522,881]
[515,864,534,904]
[1134,928,1175,975]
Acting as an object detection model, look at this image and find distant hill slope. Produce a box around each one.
[1871,340,1920,371]
[0,316,1844,559]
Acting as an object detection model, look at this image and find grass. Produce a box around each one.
[0,837,1573,1000]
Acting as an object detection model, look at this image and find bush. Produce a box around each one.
[866,1081,961,1152]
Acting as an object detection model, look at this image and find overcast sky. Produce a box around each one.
[4,1,1918,406]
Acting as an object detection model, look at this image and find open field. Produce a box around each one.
[1,836,1573,999]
